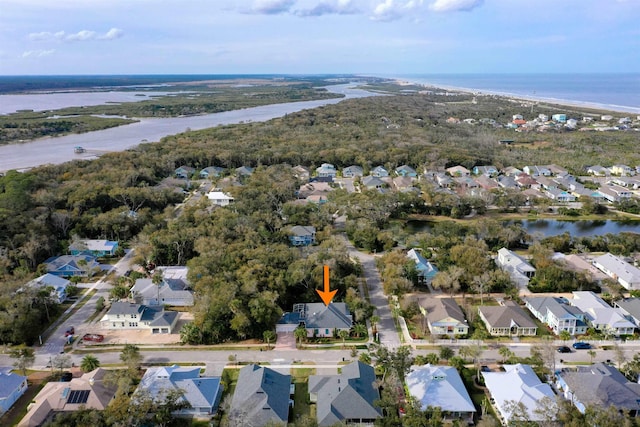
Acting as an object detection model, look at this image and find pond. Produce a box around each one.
[405,219,640,238]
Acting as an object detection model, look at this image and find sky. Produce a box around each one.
[0,0,639,75]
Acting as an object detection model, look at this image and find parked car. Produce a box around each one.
[557,346,572,353]
[82,333,104,343]
[572,342,591,349]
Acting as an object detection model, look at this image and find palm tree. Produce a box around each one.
[338,329,350,348]
[370,315,380,333]
[587,349,596,364]
[263,330,276,349]
[80,354,101,372]
[559,330,571,342]
[294,326,307,348]
[352,323,367,338]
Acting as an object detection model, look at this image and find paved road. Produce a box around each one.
[34,249,136,364]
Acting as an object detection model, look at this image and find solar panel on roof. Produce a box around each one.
[67,389,90,404]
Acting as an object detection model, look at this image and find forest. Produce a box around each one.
[0,81,639,344]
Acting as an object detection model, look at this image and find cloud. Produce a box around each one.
[371,0,424,22]
[27,28,124,42]
[21,49,55,58]
[429,0,483,12]
[250,0,296,14]
[294,0,359,16]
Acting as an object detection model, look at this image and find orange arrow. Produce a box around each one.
[317,265,337,306]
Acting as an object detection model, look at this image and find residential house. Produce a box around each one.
[276,302,352,337]
[552,114,567,123]
[514,173,537,189]
[229,365,291,427]
[483,364,556,425]
[0,368,27,415]
[130,266,194,307]
[502,166,522,176]
[393,176,415,192]
[407,248,438,285]
[420,297,469,337]
[406,365,475,425]
[24,273,71,303]
[395,165,417,177]
[371,166,389,178]
[175,166,195,179]
[497,175,518,190]
[100,302,179,334]
[611,164,635,176]
[525,297,587,336]
[307,194,328,204]
[289,225,316,247]
[586,165,610,176]
[545,188,577,203]
[43,255,99,278]
[235,166,254,177]
[292,165,310,181]
[614,298,640,327]
[446,165,470,177]
[597,184,632,203]
[592,253,640,290]
[136,365,223,417]
[435,173,454,188]
[453,176,478,190]
[309,361,381,426]
[361,175,385,190]
[523,165,551,177]
[570,291,636,336]
[478,301,537,336]
[342,165,363,178]
[474,175,499,191]
[496,248,536,288]
[316,163,337,179]
[555,363,640,416]
[70,239,118,257]
[560,254,609,282]
[18,369,117,427]
[472,165,499,177]
[206,190,234,206]
[199,166,224,179]
[538,114,549,122]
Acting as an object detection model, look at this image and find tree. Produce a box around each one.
[9,346,35,376]
[587,349,596,364]
[120,344,142,373]
[263,330,276,349]
[338,329,350,348]
[294,326,307,348]
[613,343,626,369]
[498,346,515,364]
[81,354,101,372]
[439,346,454,361]
[352,323,367,338]
[52,354,72,374]
[472,272,491,305]
[559,330,571,342]
[370,315,380,333]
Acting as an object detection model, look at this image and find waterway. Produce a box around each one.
[406,219,640,238]
[0,84,375,172]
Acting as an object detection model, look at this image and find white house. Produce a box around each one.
[206,191,234,206]
[570,291,636,336]
[101,302,179,334]
[483,364,556,425]
[525,297,587,336]
[24,273,71,303]
[406,365,475,424]
[592,253,640,290]
[130,266,194,307]
[496,248,536,288]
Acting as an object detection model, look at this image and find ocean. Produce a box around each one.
[391,73,640,114]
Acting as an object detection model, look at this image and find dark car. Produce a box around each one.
[557,346,572,353]
[60,372,73,382]
[572,342,592,349]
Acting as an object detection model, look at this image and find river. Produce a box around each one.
[0,84,375,172]
[406,219,640,238]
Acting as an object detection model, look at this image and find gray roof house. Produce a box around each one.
[175,166,195,179]
[496,248,535,289]
[361,175,385,190]
[570,291,636,336]
[235,166,254,177]
[525,297,587,336]
[371,165,389,177]
[406,364,475,424]
[556,363,640,416]
[592,253,640,290]
[230,365,291,427]
[276,302,352,337]
[421,297,469,337]
[100,302,179,334]
[614,298,640,326]
[288,225,316,247]
[130,266,194,307]
[395,165,417,177]
[24,273,71,304]
[199,166,225,179]
[478,301,537,336]
[316,163,337,179]
[43,255,99,278]
[308,361,381,426]
[342,165,364,178]
[0,368,28,415]
[136,365,223,417]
